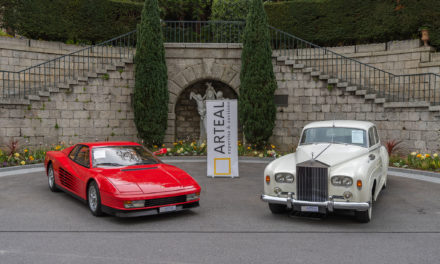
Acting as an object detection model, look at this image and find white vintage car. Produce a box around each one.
[261,120,389,222]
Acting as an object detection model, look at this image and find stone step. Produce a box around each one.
[384,101,430,109]
[375,98,386,104]
[284,60,295,65]
[337,82,348,88]
[26,95,41,101]
[87,72,98,78]
[327,78,338,84]
[355,90,367,95]
[302,67,313,73]
[311,71,321,77]
[365,93,376,100]
[0,98,30,105]
[58,83,70,89]
[76,76,88,82]
[346,86,357,92]
[106,65,116,71]
[95,68,107,74]
[293,64,305,69]
[48,87,60,93]
[319,75,329,80]
[113,61,126,67]
[122,58,134,64]
[429,105,440,112]
[277,56,288,62]
[38,91,50,97]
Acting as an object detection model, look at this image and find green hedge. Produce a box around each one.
[0,0,143,44]
[264,0,440,49]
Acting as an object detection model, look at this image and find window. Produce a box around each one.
[368,128,377,147]
[69,145,81,160]
[300,127,367,147]
[74,146,90,167]
[373,126,380,144]
[92,145,159,167]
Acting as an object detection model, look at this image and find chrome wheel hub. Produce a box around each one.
[88,186,98,212]
[48,167,54,188]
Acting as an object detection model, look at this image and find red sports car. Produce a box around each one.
[44,142,201,217]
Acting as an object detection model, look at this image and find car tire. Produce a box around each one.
[268,203,287,214]
[355,195,372,223]
[47,164,60,192]
[87,181,104,217]
[382,175,387,190]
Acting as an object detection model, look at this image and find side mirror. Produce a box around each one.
[369,154,376,161]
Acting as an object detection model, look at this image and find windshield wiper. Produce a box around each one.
[95,163,124,167]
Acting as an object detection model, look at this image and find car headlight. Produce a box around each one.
[331,176,353,187]
[275,173,294,183]
[124,200,145,208]
[186,192,200,201]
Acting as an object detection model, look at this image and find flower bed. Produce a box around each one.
[390,152,440,172]
[0,143,66,167]
[0,140,282,168]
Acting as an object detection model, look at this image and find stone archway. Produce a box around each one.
[164,61,241,144]
[175,80,238,141]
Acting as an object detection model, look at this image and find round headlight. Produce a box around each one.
[275,173,294,183]
[331,176,353,187]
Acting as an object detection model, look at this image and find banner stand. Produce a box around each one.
[206,100,239,178]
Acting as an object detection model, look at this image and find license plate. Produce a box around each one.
[301,206,319,212]
[159,205,177,213]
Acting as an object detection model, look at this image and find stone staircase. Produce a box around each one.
[0,59,134,106]
[275,55,440,113]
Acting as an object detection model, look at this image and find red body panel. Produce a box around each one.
[44,141,201,212]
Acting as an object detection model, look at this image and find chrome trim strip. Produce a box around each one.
[261,194,370,212]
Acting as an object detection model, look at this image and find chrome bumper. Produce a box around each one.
[261,194,370,212]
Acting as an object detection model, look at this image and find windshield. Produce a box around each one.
[300,127,367,147]
[92,145,160,167]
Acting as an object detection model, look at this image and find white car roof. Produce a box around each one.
[303,120,374,131]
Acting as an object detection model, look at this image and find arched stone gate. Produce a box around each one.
[164,43,242,144]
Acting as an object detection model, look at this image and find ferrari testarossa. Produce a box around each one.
[44,142,201,217]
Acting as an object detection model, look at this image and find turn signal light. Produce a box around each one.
[265,175,270,184]
[357,180,363,189]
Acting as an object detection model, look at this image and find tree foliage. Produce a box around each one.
[134,0,169,146]
[239,0,277,147]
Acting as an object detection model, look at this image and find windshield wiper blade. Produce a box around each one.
[95,163,124,167]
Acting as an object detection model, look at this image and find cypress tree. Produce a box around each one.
[134,0,169,146]
[239,0,277,148]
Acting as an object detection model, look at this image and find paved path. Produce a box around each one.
[0,161,439,264]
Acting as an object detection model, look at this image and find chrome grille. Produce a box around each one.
[297,163,328,202]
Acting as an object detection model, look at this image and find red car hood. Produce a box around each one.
[99,164,197,194]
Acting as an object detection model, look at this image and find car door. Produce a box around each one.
[67,145,90,199]
[368,127,381,199]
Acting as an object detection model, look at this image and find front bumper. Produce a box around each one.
[102,201,199,217]
[261,194,369,212]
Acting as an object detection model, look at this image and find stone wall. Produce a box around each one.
[271,61,440,153]
[0,63,137,148]
[0,37,439,152]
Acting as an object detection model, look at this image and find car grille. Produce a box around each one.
[144,195,187,208]
[297,164,328,202]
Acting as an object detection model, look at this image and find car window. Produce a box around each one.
[69,145,81,160]
[74,146,90,167]
[373,126,380,144]
[368,128,376,147]
[92,145,160,167]
[300,127,367,147]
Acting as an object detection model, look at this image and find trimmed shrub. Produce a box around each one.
[264,0,440,50]
[0,0,142,44]
[211,0,248,21]
[134,0,169,146]
[239,0,277,148]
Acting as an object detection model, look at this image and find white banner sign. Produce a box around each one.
[206,100,239,178]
